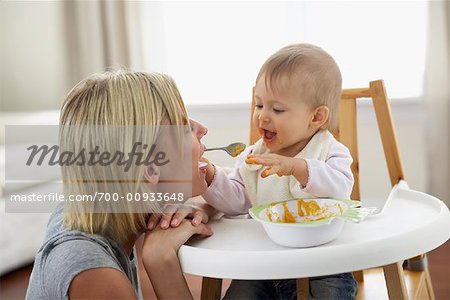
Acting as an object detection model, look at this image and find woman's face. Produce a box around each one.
[189,119,208,197]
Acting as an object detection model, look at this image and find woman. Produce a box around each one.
[26,70,214,299]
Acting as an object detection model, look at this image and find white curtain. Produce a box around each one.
[424,1,450,205]
[63,1,138,85]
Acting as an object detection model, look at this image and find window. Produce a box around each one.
[137,1,428,105]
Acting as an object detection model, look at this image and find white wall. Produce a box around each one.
[0,2,70,111]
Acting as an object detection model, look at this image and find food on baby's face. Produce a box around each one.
[277,135,283,145]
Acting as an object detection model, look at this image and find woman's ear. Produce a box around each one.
[143,165,160,184]
[310,106,330,129]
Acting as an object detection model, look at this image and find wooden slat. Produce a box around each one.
[369,81,409,299]
[341,88,371,99]
[404,265,436,300]
[338,97,364,283]
[424,267,436,300]
[296,278,309,300]
[201,277,222,300]
[383,262,409,300]
[353,270,365,282]
[356,268,435,300]
[423,268,436,300]
[356,268,389,300]
[370,80,406,186]
[338,97,361,201]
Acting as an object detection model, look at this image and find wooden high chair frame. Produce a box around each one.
[246,79,434,299]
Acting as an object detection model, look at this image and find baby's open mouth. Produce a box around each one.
[263,129,277,143]
[198,161,208,173]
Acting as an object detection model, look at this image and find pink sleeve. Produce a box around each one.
[201,147,253,216]
[302,140,354,199]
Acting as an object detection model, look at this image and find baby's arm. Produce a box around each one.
[302,141,354,198]
[202,165,252,215]
[201,150,252,216]
[247,141,354,199]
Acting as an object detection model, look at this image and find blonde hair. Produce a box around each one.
[60,69,188,244]
[256,43,342,130]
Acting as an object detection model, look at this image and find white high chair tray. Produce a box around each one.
[179,182,450,279]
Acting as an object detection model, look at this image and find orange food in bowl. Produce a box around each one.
[264,199,345,223]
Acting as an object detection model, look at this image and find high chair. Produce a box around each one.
[182,80,449,300]
[249,79,434,299]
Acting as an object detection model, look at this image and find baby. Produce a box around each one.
[202,44,358,299]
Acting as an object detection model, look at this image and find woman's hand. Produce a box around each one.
[147,198,218,230]
[143,219,213,255]
[201,156,215,186]
[141,220,213,299]
[147,203,209,230]
[246,154,309,186]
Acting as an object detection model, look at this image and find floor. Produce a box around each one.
[1,240,449,299]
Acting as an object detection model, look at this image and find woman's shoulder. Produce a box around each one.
[68,267,138,299]
[27,234,126,298]
[42,206,130,276]
[26,205,135,299]
[44,238,121,269]
[42,204,121,254]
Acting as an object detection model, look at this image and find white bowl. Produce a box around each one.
[249,198,359,248]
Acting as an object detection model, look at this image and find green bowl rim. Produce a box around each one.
[248,198,360,227]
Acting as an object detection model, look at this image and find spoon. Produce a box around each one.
[205,142,246,157]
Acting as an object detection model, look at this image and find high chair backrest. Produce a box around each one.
[249,79,406,201]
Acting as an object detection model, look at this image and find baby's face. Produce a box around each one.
[253,75,316,157]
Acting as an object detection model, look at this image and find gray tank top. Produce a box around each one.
[25,204,142,299]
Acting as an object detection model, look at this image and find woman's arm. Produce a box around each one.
[142,248,191,299]
[142,220,213,299]
[69,268,138,299]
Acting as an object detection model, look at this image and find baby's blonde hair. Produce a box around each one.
[60,69,188,244]
[256,43,342,130]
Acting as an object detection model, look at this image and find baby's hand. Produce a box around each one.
[147,203,209,230]
[200,157,215,186]
[246,154,306,179]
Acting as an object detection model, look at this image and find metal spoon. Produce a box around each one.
[205,142,246,157]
